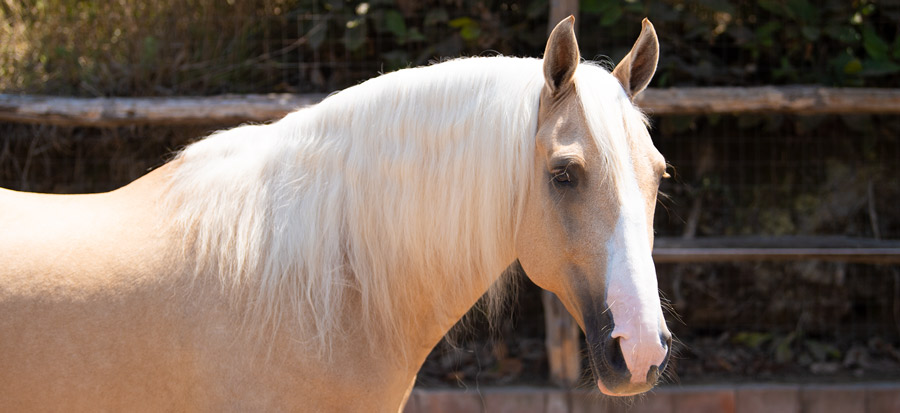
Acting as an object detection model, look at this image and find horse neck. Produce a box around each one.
[303,60,542,352]
[169,57,542,368]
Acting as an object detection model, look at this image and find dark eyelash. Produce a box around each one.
[553,170,571,182]
[551,162,576,186]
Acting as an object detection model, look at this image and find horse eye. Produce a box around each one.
[552,170,573,185]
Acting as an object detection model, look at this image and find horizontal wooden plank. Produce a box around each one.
[1,86,899,127]
[0,93,327,127]
[653,248,900,264]
[653,236,900,264]
[636,87,900,115]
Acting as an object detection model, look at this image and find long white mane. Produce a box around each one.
[165,56,641,357]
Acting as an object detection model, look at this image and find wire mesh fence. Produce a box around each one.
[2,0,899,389]
[3,111,897,386]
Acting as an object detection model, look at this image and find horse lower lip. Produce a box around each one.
[596,380,646,397]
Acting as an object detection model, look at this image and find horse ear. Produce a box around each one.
[543,16,580,94]
[612,18,659,99]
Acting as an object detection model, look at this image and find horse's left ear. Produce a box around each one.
[543,16,580,94]
[612,18,659,99]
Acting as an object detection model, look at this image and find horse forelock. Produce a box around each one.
[165,56,546,360]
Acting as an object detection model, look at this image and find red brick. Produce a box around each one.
[482,388,546,413]
[801,385,865,413]
[866,385,900,413]
[402,392,421,413]
[568,389,608,413]
[411,389,483,413]
[573,390,673,413]
[545,390,572,413]
[736,385,799,413]
[672,387,735,413]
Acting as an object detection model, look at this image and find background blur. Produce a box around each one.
[1,0,898,389]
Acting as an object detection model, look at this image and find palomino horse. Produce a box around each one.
[0,17,670,411]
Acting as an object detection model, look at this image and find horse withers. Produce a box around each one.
[0,17,670,411]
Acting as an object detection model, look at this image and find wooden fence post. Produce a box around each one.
[542,290,582,386]
[543,0,583,388]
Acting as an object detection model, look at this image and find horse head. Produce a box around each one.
[516,17,671,396]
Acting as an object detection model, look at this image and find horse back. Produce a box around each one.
[0,167,216,410]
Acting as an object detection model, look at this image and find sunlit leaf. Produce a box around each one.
[581,0,616,14]
[343,21,366,51]
[384,10,406,39]
[460,25,481,41]
[448,17,475,29]
[862,24,889,60]
[774,333,796,364]
[843,58,862,74]
[786,0,817,23]
[733,332,772,349]
[600,6,623,26]
[861,58,900,76]
[406,27,425,43]
[448,17,480,41]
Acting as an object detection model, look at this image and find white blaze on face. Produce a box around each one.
[605,163,668,384]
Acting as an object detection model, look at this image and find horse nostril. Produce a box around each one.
[657,333,673,376]
[661,332,673,349]
[646,364,660,383]
[604,336,628,373]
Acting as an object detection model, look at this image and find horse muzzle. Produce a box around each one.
[587,325,672,396]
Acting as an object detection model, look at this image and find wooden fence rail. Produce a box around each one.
[2,86,900,127]
[653,236,900,264]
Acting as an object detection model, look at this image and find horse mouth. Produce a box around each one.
[586,334,671,397]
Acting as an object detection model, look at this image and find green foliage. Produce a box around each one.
[602,0,900,87]
[297,0,547,75]
[1,0,898,95]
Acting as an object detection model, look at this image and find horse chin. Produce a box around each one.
[596,378,654,397]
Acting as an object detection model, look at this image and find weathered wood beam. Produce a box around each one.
[0,93,326,127]
[653,236,900,264]
[542,290,582,387]
[653,247,900,264]
[2,87,899,127]
[636,87,900,115]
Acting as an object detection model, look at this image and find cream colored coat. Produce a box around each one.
[0,17,669,411]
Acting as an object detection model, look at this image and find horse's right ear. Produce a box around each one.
[543,16,580,94]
